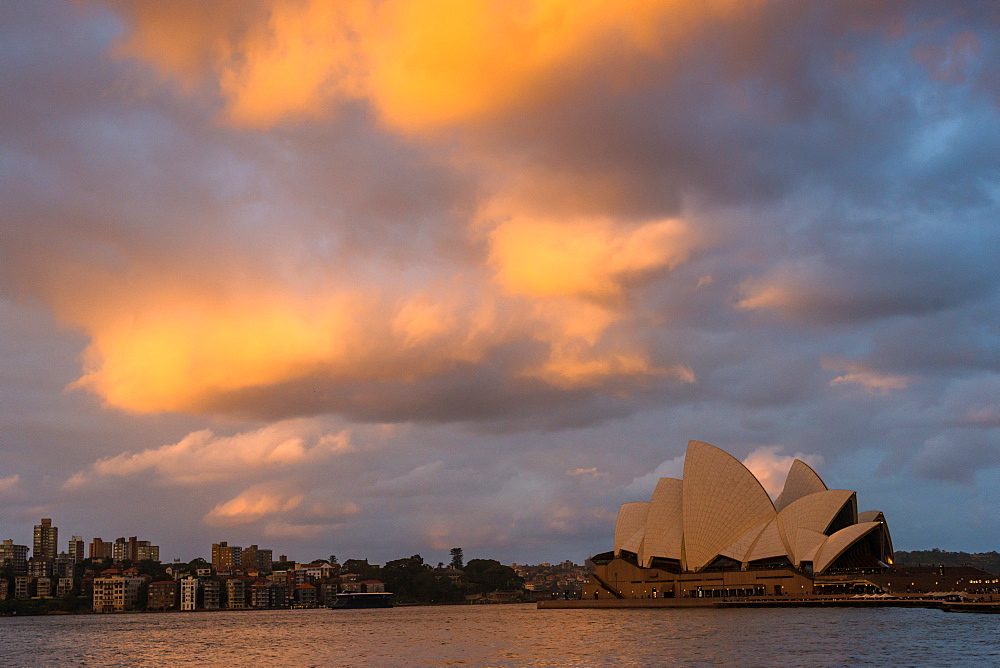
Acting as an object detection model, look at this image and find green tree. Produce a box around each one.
[449,547,464,570]
[342,558,379,580]
[187,557,210,569]
[381,554,463,604]
[463,559,523,594]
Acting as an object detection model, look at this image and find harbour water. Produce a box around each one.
[1,603,997,667]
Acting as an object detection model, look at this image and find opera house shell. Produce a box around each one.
[584,441,894,600]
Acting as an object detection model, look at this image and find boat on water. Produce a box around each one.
[330,592,394,609]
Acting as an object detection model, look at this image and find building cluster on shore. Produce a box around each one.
[0,518,394,612]
[1,519,579,613]
[513,561,591,598]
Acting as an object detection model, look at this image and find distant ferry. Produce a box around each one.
[330,592,394,609]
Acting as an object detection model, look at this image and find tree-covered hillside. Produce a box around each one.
[893,549,1000,574]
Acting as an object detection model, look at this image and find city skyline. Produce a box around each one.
[2,1,999,566]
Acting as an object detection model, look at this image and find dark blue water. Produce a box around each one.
[1,604,997,666]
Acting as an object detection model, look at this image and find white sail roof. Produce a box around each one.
[776,489,856,562]
[614,502,649,556]
[774,459,827,512]
[606,440,893,576]
[682,441,776,572]
[744,517,786,563]
[813,521,882,574]
[640,477,683,567]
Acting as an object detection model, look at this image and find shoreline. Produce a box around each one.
[538,597,1000,612]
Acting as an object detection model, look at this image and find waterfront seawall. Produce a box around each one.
[538,598,713,609]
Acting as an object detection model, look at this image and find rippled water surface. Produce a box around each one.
[2,604,998,667]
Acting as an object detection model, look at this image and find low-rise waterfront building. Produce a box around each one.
[294,583,317,607]
[14,575,30,599]
[250,581,272,608]
[148,580,178,610]
[296,561,338,581]
[93,576,143,612]
[35,577,53,598]
[57,577,74,598]
[360,580,386,593]
[225,578,246,609]
[317,582,337,605]
[27,558,52,578]
[202,579,221,609]
[180,577,198,611]
[269,583,290,608]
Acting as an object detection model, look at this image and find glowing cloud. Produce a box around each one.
[0,474,21,495]
[743,445,824,499]
[489,217,693,300]
[204,484,304,526]
[822,357,913,395]
[68,289,369,414]
[104,0,744,132]
[64,420,352,488]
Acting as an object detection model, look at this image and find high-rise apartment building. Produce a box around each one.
[89,537,113,560]
[53,553,75,578]
[135,540,159,563]
[68,535,85,563]
[33,518,58,562]
[0,539,29,572]
[241,545,273,573]
[112,537,127,562]
[242,544,258,571]
[211,541,242,571]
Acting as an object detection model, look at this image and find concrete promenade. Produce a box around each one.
[539,597,1000,611]
[538,598,712,609]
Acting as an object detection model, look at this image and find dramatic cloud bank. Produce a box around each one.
[1,1,998,562]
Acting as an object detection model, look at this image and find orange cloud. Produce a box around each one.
[822,357,913,395]
[48,2,722,414]
[64,420,352,488]
[103,0,744,133]
[488,216,693,300]
[483,214,697,388]
[742,445,823,499]
[41,206,698,412]
[67,287,371,413]
[204,484,304,526]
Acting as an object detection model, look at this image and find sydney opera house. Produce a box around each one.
[583,441,895,599]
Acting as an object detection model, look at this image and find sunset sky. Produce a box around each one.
[2,1,999,565]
